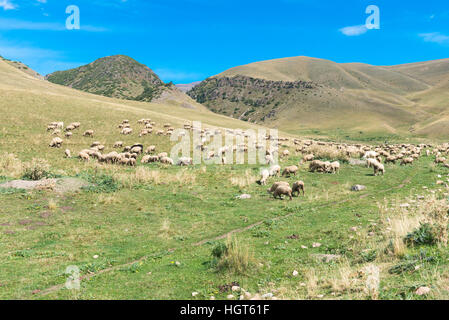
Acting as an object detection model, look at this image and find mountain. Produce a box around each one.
[46,55,173,102]
[175,81,201,93]
[188,56,449,138]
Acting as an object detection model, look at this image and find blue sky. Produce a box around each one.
[0,0,448,83]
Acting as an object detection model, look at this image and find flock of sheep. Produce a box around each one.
[46,119,449,201]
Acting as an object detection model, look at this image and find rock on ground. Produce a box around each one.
[0,178,90,193]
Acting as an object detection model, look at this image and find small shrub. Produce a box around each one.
[404,223,438,247]
[212,237,254,274]
[22,158,51,181]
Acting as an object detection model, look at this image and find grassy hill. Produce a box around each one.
[1,57,449,300]
[188,56,449,140]
[46,55,174,102]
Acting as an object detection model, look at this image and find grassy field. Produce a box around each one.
[1,59,448,300]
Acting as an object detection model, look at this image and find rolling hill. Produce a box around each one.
[188,56,449,138]
[46,55,174,102]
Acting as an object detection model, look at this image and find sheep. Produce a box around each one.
[373,162,385,176]
[329,161,340,174]
[282,165,299,177]
[78,151,90,161]
[91,141,101,148]
[177,157,193,166]
[292,181,305,197]
[267,181,290,193]
[65,125,75,132]
[158,152,168,159]
[303,154,314,162]
[113,141,123,148]
[265,154,275,164]
[141,155,159,163]
[120,128,133,135]
[309,160,328,173]
[130,144,143,154]
[273,185,293,200]
[366,158,379,168]
[258,169,270,185]
[49,137,63,148]
[269,165,281,177]
[435,157,446,164]
[400,157,414,166]
[145,146,156,154]
[64,149,71,158]
[65,132,73,138]
[160,156,174,165]
[363,151,377,159]
[385,156,397,164]
[83,130,94,137]
[281,150,290,158]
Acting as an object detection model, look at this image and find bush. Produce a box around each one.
[22,158,51,181]
[211,237,254,274]
[404,223,438,247]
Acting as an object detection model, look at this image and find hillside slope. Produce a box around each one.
[0,57,263,146]
[188,56,449,138]
[46,55,173,102]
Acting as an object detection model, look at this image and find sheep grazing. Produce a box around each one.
[121,128,133,135]
[282,165,299,177]
[370,160,385,176]
[78,151,90,161]
[64,149,71,158]
[49,137,63,148]
[91,141,101,148]
[267,181,290,193]
[303,154,314,162]
[83,130,94,137]
[65,132,73,138]
[141,155,159,164]
[177,157,193,166]
[158,152,168,159]
[273,185,293,200]
[363,151,377,159]
[130,144,144,154]
[400,157,414,166]
[160,156,174,165]
[292,181,305,197]
[281,150,290,158]
[309,160,328,173]
[385,156,397,164]
[113,141,123,148]
[258,169,270,185]
[435,157,446,164]
[269,165,281,177]
[329,161,340,174]
[145,145,156,154]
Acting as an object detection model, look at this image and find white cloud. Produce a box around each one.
[0,0,16,10]
[419,32,449,45]
[339,24,368,36]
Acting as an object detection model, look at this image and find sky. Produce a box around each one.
[0,0,448,83]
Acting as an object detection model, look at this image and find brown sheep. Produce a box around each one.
[282,165,299,177]
[267,181,290,193]
[273,185,293,200]
[83,130,94,137]
[292,181,305,197]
